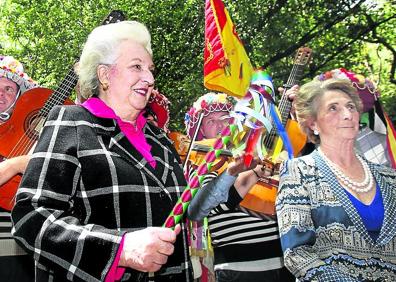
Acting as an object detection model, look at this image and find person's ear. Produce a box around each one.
[308,119,319,134]
[97,65,110,90]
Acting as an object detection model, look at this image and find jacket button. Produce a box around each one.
[160,191,166,199]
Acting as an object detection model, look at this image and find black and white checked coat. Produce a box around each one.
[11,105,192,282]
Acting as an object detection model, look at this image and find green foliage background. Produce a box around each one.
[1,0,395,131]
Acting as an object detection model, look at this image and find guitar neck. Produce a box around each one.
[278,63,305,127]
[264,63,305,149]
[39,68,78,118]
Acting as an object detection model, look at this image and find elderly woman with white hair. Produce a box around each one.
[12,21,192,281]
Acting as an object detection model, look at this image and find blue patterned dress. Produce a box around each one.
[276,150,396,281]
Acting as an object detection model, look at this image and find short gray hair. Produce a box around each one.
[77,21,152,99]
[295,78,363,144]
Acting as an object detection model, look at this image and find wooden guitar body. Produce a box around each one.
[0,175,22,211]
[240,181,278,216]
[286,119,307,156]
[0,88,73,157]
[239,122,306,216]
[0,88,73,211]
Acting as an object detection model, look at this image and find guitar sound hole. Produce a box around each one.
[24,110,43,141]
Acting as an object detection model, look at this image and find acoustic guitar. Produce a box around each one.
[240,47,313,216]
[0,10,126,211]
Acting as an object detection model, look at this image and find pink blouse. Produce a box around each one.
[82,97,156,168]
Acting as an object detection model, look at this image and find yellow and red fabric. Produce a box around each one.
[204,0,253,98]
[384,112,396,168]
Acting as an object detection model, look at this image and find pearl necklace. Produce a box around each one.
[318,148,374,193]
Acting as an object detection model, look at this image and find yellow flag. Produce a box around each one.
[204,0,254,98]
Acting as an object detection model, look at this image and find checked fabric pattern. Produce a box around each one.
[356,126,391,167]
[11,105,192,282]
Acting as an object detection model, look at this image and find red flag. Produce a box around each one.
[204,0,254,98]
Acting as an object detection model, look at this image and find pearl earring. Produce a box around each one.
[313,129,319,135]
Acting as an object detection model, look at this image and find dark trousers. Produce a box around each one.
[215,267,295,282]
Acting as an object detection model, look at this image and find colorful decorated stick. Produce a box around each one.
[163,69,290,229]
[163,124,237,228]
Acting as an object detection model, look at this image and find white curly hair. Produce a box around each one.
[77,21,152,99]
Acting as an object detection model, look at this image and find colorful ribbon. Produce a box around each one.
[163,69,293,229]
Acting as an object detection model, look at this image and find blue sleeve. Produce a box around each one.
[187,170,236,221]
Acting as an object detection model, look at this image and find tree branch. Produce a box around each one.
[261,0,288,29]
[363,14,396,84]
[303,13,396,80]
[263,0,367,68]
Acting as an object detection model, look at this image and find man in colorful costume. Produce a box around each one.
[0,55,37,281]
[185,92,294,282]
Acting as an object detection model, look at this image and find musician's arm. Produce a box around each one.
[233,169,260,198]
[187,170,236,221]
[187,159,265,221]
[0,155,30,186]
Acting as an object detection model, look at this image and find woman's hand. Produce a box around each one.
[119,224,181,272]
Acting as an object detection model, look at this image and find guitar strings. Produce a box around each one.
[278,64,299,118]
[8,73,78,157]
[8,79,76,157]
[7,69,78,158]
[41,70,78,114]
[44,70,77,107]
[263,62,301,151]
